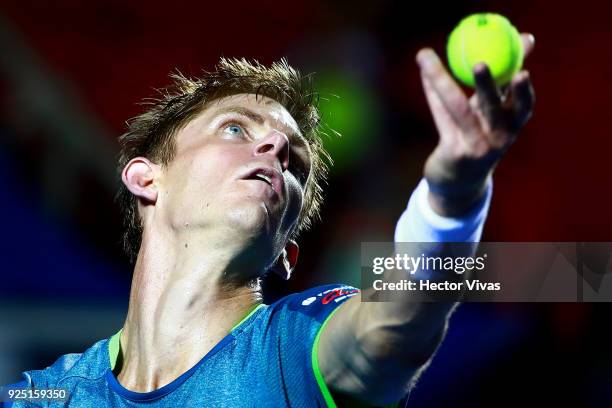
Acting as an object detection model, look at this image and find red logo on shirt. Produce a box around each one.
[321,288,359,304]
[301,286,360,307]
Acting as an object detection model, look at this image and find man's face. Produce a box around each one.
[157,93,311,268]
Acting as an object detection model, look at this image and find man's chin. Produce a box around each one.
[224,202,278,238]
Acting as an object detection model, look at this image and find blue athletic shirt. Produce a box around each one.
[2,284,373,408]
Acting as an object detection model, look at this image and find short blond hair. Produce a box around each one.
[116,58,330,263]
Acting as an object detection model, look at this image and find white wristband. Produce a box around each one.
[394,177,493,243]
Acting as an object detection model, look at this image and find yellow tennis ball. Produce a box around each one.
[447,13,524,87]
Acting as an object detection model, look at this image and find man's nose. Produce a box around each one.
[253,130,290,171]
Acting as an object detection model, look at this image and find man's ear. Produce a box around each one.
[270,240,299,280]
[121,157,159,204]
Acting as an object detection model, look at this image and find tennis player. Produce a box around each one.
[2,34,534,407]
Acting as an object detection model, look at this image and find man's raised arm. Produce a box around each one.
[317,34,535,406]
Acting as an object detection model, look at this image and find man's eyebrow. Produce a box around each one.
[214,106,307,147]
[215,106,265,125]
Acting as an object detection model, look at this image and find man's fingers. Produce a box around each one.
[416,48,480,137]
[473,63,504,134]
[420,71,458,143]
[521,33,535,59]
[506,70,535,133]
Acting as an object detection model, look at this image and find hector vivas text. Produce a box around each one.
[371,253,501,292]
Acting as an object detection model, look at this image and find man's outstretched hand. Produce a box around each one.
[418,33,536,217]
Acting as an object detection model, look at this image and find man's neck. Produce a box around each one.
[115,227,263,392]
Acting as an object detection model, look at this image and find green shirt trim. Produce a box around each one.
[109,329,122,371]
[231,303,265,331]
[312,306,342,408]
[311,305,401,408]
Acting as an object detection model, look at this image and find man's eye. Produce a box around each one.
[223,123,245,137]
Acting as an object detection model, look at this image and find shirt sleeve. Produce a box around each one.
[262,284,359,407]
[394,177,493,243]
[269,285,410,407]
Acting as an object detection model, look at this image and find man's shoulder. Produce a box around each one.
[268,283,360,323]
[20,338,110,388]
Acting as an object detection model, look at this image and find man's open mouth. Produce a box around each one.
[239,166,284,198]
[251,173,273,186]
